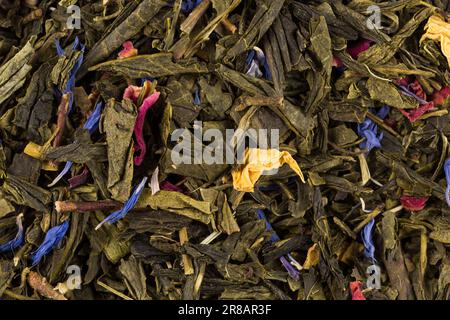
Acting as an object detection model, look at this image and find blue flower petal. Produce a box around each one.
[357,107,390,155]
[256,209,280,242]
[245,47,272,80]
[194,88,201,105]
[83,101,104,134]
[399,85,428,105]
[362,219,376,263]
[96,177,148,230]
[280,256,300,281]
[30,220,70,266]
[181,0,202,13]
[444,158,450,207]
[0,214,24,253]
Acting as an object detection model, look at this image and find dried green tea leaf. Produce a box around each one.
[0,39,34,105]
[103,99,136,202]
[137,190,212,225]
[90,53,209,79]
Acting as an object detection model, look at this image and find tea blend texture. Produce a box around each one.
[0,0,450,300]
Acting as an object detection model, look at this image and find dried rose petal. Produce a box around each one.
[118,41,138,59]
[400,195,428,211]
[432,86,450,106]
[410,80,427,101]
[332,56,343,68]
[400,102,434,122]
[133,92,160,166]
[123,85,142,103]
[350,281,366,300]
[347,39,372,59]
[397,77,412,87]
[160,181,184,193]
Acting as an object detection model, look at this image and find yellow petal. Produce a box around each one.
[24,142,44,160]
[232,148,305,192]
[421,15,450,67]
[303,243,320,270]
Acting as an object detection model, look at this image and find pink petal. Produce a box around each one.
[123,85,142,104]
[347,39,372,59]
[400,102,434,122]
[397,77,413,87]
[410,80,427,101]
[332,56,344,68]
[118,41,138,59]
[160,181,184,193]
[350,281,366,300]
[400,196,428,211]
[432,86,450,106]
[133,92,160,166]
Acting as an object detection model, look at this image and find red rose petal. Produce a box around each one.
[400,102,434,122]
[347,39,372,59]
[400,196,428,211]
[432,86,450,106]
[118,41,138,59]
[350,281,366,300]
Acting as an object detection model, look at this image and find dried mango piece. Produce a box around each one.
[231,148,305,192]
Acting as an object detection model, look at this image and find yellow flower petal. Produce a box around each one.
[421,14,450,67]
[232,148,305,192]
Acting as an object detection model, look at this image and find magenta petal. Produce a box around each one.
[347,39,372,59]
[133,92,160,166]
[432,86,450,106]
[123,85,141,104]
[332,56,343,68]
[160,181,184,193]
[400,102,434,122]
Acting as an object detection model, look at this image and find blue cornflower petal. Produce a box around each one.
[357,107,390,154]
[360,129,382,152]
[246,50,256,66]
[362,219,376,263]
[72,36,80,50]
[65,46,85,95]
[246,60,263,78]
[48,161,73,187]
[246,47,272,80]
[256,209,280,242]
[181,0,202,13]
[399,85,428,105]
[55,37,85,113]
[83,101,104,134]
[444,158,450,207]
[30,220,70,266]
[0,214,24,253]
[194,88,201,105]
[55,39,65,56]
[377,105,390,119]
[96,177,148,230]
[280,256,300,281]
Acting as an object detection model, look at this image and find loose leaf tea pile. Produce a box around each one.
[1,0,450,301]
